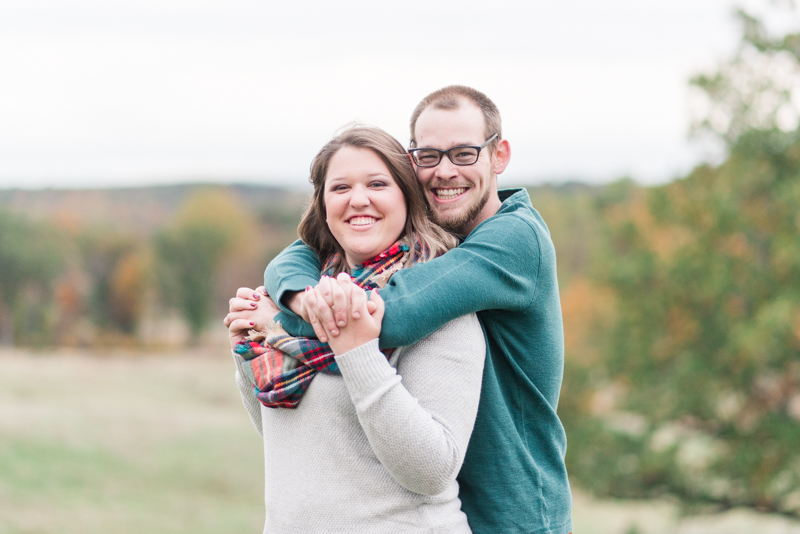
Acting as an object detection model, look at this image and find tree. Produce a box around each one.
[0,211,65,345]
[563,8,800,515]
[77,231,149,338]
[154,188,253,339]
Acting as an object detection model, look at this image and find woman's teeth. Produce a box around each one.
[348,216,377,226]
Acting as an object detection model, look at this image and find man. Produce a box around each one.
[227,86,572,534]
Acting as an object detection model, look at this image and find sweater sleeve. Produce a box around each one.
[264,239,321,313]
[376,214,541,348]
[231,351,264,437]
[334,313,485,496]
[263,240,320,338]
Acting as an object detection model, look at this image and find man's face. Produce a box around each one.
[412,103,497,234]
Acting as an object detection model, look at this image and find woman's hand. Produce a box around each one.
[224,286,280,350]
[304,273,384,354]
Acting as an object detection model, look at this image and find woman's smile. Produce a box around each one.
[347,215,379,227]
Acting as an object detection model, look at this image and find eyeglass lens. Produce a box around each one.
[413,147,479,167]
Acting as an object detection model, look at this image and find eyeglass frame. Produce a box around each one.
[408,133,499,168]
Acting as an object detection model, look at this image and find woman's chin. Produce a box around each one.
[344,242,393,266]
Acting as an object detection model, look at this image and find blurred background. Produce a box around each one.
[1,1,799,533]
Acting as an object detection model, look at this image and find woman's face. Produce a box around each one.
[324,146,408,267]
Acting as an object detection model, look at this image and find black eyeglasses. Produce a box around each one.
[408,134,498,168]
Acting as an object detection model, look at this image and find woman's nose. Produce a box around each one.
[349,185,370,207]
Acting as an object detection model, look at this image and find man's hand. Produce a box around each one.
[284,290,310,322]
[224,286,280,349]
[297,274,379,342]
[303,273,384,354]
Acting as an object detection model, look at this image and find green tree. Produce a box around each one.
[0,210,65,345]
[154,188,252,339]
[563,9,800,515]
[77,231,148,337]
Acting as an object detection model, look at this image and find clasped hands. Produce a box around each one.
[224,273,384,355]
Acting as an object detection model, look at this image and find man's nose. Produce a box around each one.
[433,156,459,180]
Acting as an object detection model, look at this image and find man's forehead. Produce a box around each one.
[414,103,486,146]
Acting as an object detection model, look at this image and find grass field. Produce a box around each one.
[2,347,799,534]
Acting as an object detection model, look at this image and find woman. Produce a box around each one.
[228,126,485,533]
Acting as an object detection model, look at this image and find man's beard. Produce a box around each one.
[429,185,491,235]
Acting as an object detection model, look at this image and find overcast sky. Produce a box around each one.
[0,0,797,191]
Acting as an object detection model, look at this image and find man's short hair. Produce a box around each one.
[409,85,502,149]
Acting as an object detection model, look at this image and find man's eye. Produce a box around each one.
[450,148,477,163]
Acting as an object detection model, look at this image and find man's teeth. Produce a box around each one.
[435,188,466,200]
[349,216,377,226]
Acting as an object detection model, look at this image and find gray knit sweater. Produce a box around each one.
[232,313,485,534]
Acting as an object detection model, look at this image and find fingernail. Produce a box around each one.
[305,286,311,292]
[353,312,360,318]
[253,293,260,300]
[338,321,345,326]
[250,302,257,308]
[249,322,255,326]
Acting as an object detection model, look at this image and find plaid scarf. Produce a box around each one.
[234,240,429,409]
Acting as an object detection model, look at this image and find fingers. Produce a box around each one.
[228,318,256,349]
[229,318,256,334]
[235,286,263,300]
[302,286,332,343]
[313,281,340,339]
[316,276,334,308]
[349,284,367,319]
[229,296,260,314]
[223,309,254,328]
[334,273,353,326]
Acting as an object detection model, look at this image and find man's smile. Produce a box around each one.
[432,187,468,201]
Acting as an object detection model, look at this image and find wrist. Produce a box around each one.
[284,291,305,316]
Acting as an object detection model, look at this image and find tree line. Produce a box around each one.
[0,186,303,347]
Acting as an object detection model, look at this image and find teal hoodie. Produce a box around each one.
[265,189,572,534]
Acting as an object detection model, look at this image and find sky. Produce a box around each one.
[1,0,797,191]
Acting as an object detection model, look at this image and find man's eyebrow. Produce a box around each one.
[418,141,475,148]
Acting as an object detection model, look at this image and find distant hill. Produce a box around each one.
[0,183,309,235]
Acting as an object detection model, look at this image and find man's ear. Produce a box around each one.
[492,139,510,175]
[406,151,417,171]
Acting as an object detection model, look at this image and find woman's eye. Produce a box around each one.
[329,185,348,192]
[370,181,388,188]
